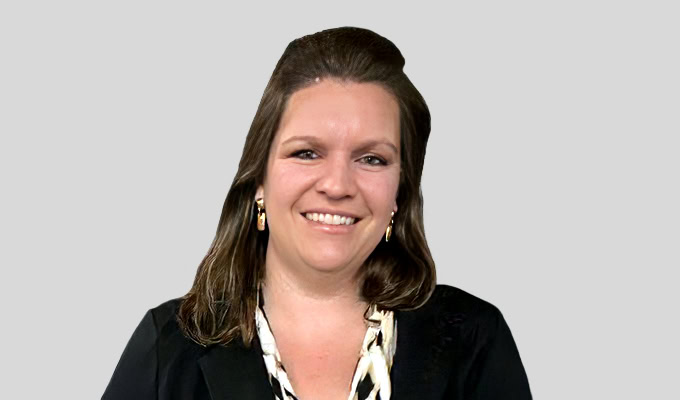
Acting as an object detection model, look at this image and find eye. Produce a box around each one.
[291,149,319,160]
[360,155,388,166]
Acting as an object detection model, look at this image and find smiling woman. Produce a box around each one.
[258,80,401,279]
[102,27,532,400]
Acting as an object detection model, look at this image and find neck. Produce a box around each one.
[261,244,368,322]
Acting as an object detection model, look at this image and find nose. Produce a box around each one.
[315,155,358,199]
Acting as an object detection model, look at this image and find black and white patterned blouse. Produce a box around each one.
[255,291,397,400]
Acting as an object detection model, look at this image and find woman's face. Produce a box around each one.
[257,79,400,276]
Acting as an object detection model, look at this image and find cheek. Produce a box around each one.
[266,162,316,206]
[356,169,400,209]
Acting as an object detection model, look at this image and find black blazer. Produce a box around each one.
[102,285,532,399]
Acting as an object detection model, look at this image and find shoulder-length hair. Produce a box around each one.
[178,26,436,347]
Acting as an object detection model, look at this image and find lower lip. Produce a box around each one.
[299,213,358,234]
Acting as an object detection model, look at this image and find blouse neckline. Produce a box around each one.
[255,287,397,400]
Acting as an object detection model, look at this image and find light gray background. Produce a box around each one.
[1,1,678,399]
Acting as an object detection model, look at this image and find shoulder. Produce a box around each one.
[420,286,532,397]
[395,284,508,359]
[402,284,502,327]
[392,285,532,397]
[426,284,497,311]
[145,297,206,356]
[102,297,209,399]
[120,296,209,369]
[146,297,183,333]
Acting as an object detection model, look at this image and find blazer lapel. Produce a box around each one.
[198,337,274,400]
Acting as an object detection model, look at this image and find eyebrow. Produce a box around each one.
[281,135,399,155]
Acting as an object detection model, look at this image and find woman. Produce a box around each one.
[103,27,532,400]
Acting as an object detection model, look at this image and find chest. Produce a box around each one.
[273,325,366,400]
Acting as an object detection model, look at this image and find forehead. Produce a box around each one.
[275,80,400,148]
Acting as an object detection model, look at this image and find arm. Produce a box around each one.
[102,310,158,400]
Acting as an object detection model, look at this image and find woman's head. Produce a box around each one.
[255,79,401,281]
[178,27,436,346]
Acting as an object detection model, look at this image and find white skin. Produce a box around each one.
[255,79,400,399]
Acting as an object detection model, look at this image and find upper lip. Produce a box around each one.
[300,209,361,219]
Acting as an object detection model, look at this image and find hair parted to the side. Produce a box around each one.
[177,26,436,347]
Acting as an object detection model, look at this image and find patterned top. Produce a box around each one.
[255,291,397,400]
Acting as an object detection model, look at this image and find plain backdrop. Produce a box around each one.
[1,1,678,399]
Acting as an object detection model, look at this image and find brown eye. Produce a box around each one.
[361,155,387,166]
[292,149,319,160]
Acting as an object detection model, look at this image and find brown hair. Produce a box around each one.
[177,27,436,347]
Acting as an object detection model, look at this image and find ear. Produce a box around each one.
[255,185,264,201]
[393,203,398,214]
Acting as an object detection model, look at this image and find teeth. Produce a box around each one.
[304,212,356,226]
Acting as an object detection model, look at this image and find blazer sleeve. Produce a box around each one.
[466,306,532,400]
[102,309,158,400]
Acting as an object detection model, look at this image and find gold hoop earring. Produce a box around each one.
[256,199,266,231]
[385,211,394,242]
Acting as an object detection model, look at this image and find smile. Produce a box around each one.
[302,212,358,225]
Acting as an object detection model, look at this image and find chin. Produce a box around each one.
[301,251,355,273]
